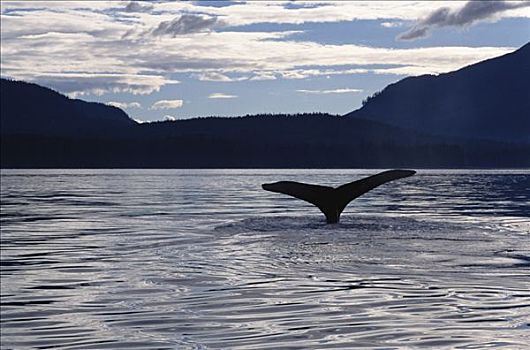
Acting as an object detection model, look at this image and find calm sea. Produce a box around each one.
[1,169,529,349]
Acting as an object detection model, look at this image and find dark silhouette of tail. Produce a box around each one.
[262,169,416,223]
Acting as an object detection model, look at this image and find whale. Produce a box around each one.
[262,169,416,223]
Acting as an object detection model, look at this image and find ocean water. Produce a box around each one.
[1,169,529,349]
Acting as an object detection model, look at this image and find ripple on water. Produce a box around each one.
[1,170,529,349]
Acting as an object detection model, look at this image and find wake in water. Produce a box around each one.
[215,215,530,273]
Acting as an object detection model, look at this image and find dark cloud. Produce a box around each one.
[124,1,154,13]
[284,2,330,10]
[152,14,223,36]
[399,1,530,40]
[193,1,244,8]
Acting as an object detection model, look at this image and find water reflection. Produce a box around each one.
[1,169,529,349]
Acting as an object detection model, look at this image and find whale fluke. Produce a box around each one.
[262,169,416,223]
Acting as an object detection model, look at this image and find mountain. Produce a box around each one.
[2,44,530,168]
[0,78,136,136]
[2,110,528,168]
[346,43,530,143]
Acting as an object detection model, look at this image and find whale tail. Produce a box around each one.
[262,169,416,223]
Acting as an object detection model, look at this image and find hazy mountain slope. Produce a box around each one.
[347,43,530,143]
[0,78,136,136]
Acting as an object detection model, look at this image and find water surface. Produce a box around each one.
[1,169,529,349]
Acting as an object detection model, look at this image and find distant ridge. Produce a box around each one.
[1,44,530,168]
[347,43,530,143]
[0,78,136,136]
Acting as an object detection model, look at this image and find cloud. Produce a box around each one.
[150,99,184,109]
[152,14,223,36]
[107,101,142,109]
[208,93,237,99]
[284,2,331,10]
[381,21,403,28]
[0,1,521,97]
[155,1,471,26]
[15,73,178,97]
[296,88,363,94]
[124,1,154,13]
[271,68,367,80]
[249,72,277,81]
[398,1,530,40]
[194,72,247,82]
[164,115,176,121]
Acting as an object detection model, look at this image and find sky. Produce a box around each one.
[1,1,529,122]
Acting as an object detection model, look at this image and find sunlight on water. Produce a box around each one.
[1,169,529,349]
